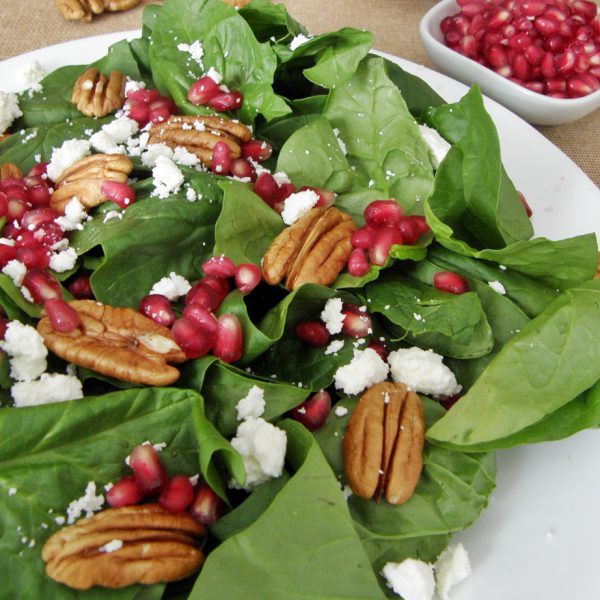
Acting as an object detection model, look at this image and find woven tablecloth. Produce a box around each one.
[0,0,598,187]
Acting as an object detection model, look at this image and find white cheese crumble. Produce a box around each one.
[334,348,389,396]
[1,321,47,382]
[418,124,451,170]
[65,481,105,524]
[325,339,344,356]
[46,139,91,182]
[0,91,22,135]
[173,146,200,167]
[103,210,123,223]
[99,539,123,553]
[149,271,191,301]
[381,558,435,600]
[334,406,348,417]
[152,156,184,199]
[90,117,139,154]
[229,417,287,491]
[177,40,204,68]
[49,247,78,273]
[2,259,27,287]
[488,280,507,295]
[281,189,320,225]
[8,487,17,496]
[272,171,291,186]
[434,543,471,600]
[19,61,46,92]
[55,197,89,232]
[320,297,345,335]
[141,142,174,168]
[387,347,461,397]
[332,128,347,155]
[125,79,145,94]
[236,385,266,421]
[289,33,312,51]
[12,373,84,407]
[206,67,223,84]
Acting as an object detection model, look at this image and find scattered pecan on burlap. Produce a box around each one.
[55,0,142,22]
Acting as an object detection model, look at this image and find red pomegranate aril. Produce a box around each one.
[573,53,590,72]
[68,274,94,299]
[235,263,261,294]
[468,14,486,35]
[567,72,600,95]
[0,178,26,191]
[22,268,61,303]
[26,162,48,178]
[129,444,169,496]
[441,16,454,33]
[544,6,568,21]
[446,30,462,45]
[295,321,330,347]
[278,183,295,204]
[298,186,336,208]
[185,282,221,312]
[488,7,513,31]
[242,139,273,162]
[524,80,546,92]
[0,317,7,341]
[149,98,176,124]
[411,215,430,236]
[6,197,29,222]
[433,271,469,295]
[188,76,221,105]
[16,245,50,269]
[367,338,389,361]
[202,254,236,279]
[171,317,215,359]
[126,87,160,103]
[139,294,176,327]
[106,476,143,508]
[535,15,559,36]
[439,393,462,411]
[207,91,242,112]
[211,141,232,176]
[126,99,151,127]
[290,390,332,432]
[544,34,566,53]
[508,32,533,50]
[253,172,282,208]
[347,248,370,277]
[364,200,403,229]
[459,34,478,57]
[26,183,52,207]
[571,0,597,21]
[368,227,403,266]
[182,303,218,334]
[524,43,545,65]
[341,309,372,338]
[396,216,420,245]
[2,221,20,240]
[212,313,243,363]
[0,243,16,267]
[158,475,195,513]
[462,2,487,17]
[101,181,135,209]
[34,222,64,247]
[541,51,558,77]
[556,48,576,73]
[230,158,255,180]
[351,225,376,249]
[512,52,532,80]
[44,298,80,332]
[15,229,37,248]
[190,481,222,526]
[21,207,60,231]
[198,275,230,302]
[453,13,471,35]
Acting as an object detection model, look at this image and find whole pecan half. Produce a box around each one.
[343,381,425,505]
[0,162,22,180]
[71,67,126,118]
[148,115,252,167]
[261,206,357,290]
[50,153,133,213]
[37,300,186,386]
[42,504,204,590]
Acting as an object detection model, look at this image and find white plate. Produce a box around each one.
[2,32,600,600]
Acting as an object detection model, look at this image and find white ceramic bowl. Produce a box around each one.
[419,0,600,125]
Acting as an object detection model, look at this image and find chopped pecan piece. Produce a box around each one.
[71,67,125,118]
[343,382,425,505]
[37,300,186,386]
[261,207,357,290]
[42,504,204,590]
[50,153,132,213]
[148,115,252,167]
[0,162,22,180]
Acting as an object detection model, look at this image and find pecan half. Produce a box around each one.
[55,0,105,21]
[0,162,22,180]
[42,504,204,590]
[50,153,132,213]
[37,300,186,386]
[343,382,425,505]
[261,207,357,290]
[71,67,125,118]
[148,115,252,167]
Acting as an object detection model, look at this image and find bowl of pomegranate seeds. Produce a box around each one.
[419,0,600,124]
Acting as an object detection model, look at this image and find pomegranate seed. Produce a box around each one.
[235,263,261,294]
[207,91,243,112]
[7,197,30,222]
[0,317,8,340]
[571,0,597,21]
[211,141,232,176]
[521,1,547,17]
[535,15,559,36]
[298,186,336,208]
[21,207,60,231]
[44,298,80,332]
[212,313,243,363]
[126,99,151,127]
[411,215,430,236]
[188,76,221,105]
[158,475,195,513]
[26,183,52,207]
[439,393,462,411]
[351,225,376,249]
[190,481,222,526]
[341,309,372,338]
[185,282,222,312]
[101,181,135,209]
[16,245,50,269]
[544,6,568,22]
[453,14,471,35]
[26,162,47,178]
[0,178,26,191]
[126,87,160,103]
[128,444,169,496]
[198,276,230,302]
[242,139,273,162]
[139,294,176,327]
[433,271,469,294]
[543,76,565,92]
[508,32,533,50]
[171,317,215,359]
[253,172,282,209]
[524,80,546,92]
[567,72,600,95]
[544,34,566,53]
[290,390,332,432]
[461,2,487,18]
[541,51,558,77]
[106,476,143,508]
[230,158,255,180]
[347,247,370,277]
[396,216,420,245]
[182,303,218,334]
[524,43,545,65]
[202,254,236,278]
[573,52,590,71]
[15,229,37,248]
[368,227,403,266]
[34,222,64,247]
[517,191,533,217]
[488,7,513,31]
[441,16,455,34]
[364,200,403,229]
[0,243,16,267]
[556,48,576,73]
[367,338,389,361]
[22,268,61,303]
[512,52,532,79]
[468,14,486,35]
[295,321,330,347]
[459,34,478,57]
[68,274,94,299]
[148,98,176,124]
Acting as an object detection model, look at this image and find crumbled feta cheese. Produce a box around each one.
[229,417,287,491]
[334,348,389,395]
[173,145,200,167]
[236,385,266,421]
[99,539,123,553]
[12,373,83,407]
[19,61,46,93]
[49,247,78,273]
[55,197,89,231]
[90,117,139,154]
[488,280,506,295]
[103,210,123,223]
[125,79,145,95]
[141,143,174,168]
[205,67,223,84]
[434,543,471,600]
[325,339,344,356]
[177,40,204,68]
[65,481,104,524]
[332,128,347,155]
[2,259,27,287]
[46,139,91,181]
[185,186,198,202]
[281,189,320,225]
[320,297,345,335]
[272,171,291,186]
[152,156,184,199]
[2,321,47,382]
[8,487,17,496]
[149,272,191,300]
[381,558,435,600]
[20,286,34,304]
[289,33,312,51]
[0,92,22,135]
[388,347,461,397]
[334,405,348,417]
[418,124,451,170]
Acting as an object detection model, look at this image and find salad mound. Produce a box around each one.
[1,0,600,598]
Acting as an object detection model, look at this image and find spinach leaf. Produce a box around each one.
[239,0,306,42]
[427,279,600,451]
